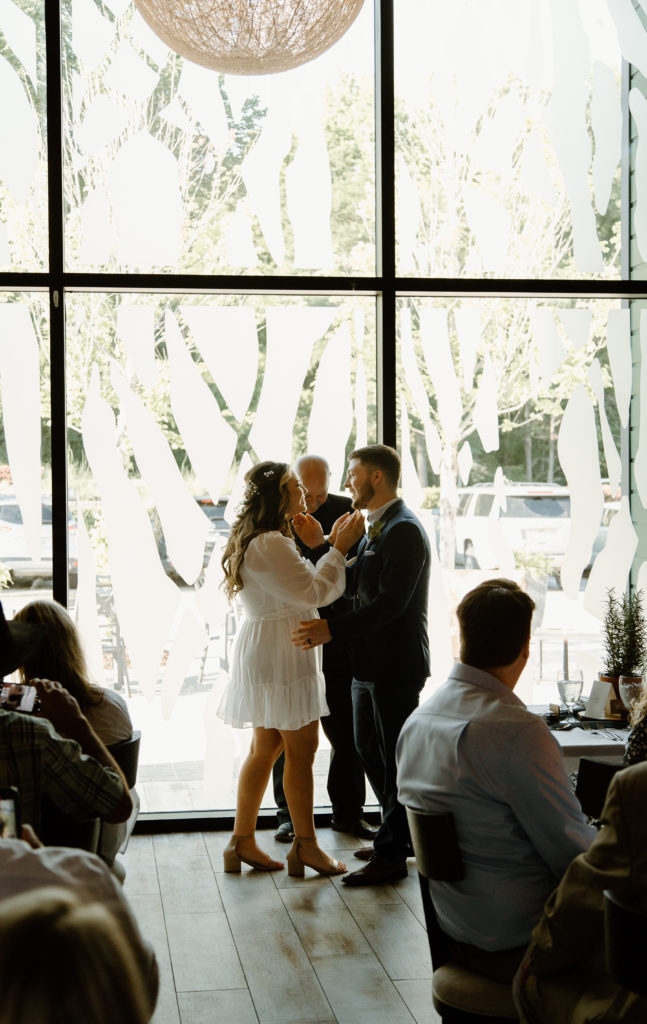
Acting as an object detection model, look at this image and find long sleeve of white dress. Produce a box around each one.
[216,531,347,730]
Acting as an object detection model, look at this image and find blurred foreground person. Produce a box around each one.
[0,824,158,1016]
[514,761,647,1024]
[0,885,154,1024]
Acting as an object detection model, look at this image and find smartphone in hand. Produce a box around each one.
[0,787,21,839]
[0,683,41,714]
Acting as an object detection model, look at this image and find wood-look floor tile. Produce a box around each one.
[396,874,427,929]
[124,834,160,896]
[157,854,223,915]
[279,885,373,959]
[166,911,246,992]
[393,980,440,1024]
[217,873,333,1021]
[350,902,431,980]
[127,893,180,1024]
[312,954,416,1022]
[154,832,208,861]
[177,989,258,1024]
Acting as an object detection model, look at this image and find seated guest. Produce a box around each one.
[397,579,596,982]
[0,884,154,1024]
[0,824,158,1018]
[0,601,132,833]
[15,600,139,868]
[514,761,647,1023]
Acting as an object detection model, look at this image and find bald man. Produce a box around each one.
[272,455,376,842]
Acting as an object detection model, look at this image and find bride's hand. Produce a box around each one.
[328,511,351,546]
[333,510,365,555]
[292,513,326,549]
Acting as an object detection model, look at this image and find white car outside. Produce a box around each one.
[454,482,572,570]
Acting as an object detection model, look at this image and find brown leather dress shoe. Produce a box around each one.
[353,847,373,861]
[341,854,408,886]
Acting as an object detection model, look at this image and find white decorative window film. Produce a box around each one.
[398,297,629,698]
[66,293,376,812]
[0,1,47,272]
[0,294,53,601]
[61,0,375,275]
[394,0,625,279]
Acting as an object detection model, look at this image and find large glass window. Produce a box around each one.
[2,0,647,817]
[61,0,375,275]
[66,291,375,812]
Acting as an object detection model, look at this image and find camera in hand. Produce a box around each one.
[0,683,41,714]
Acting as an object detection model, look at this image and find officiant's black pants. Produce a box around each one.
[351,677,424,862]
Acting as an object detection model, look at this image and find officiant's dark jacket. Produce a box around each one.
[329,498,431,685]
[295,491,355,620]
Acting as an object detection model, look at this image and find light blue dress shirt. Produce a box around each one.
[396,662,597,951]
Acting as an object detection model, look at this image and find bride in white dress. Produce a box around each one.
[219,461,364,877]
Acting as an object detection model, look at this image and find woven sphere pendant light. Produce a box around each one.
[133,0,366,75]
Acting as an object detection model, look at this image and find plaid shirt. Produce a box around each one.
[0,709,124,829]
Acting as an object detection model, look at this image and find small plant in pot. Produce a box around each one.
[601,589,647,709]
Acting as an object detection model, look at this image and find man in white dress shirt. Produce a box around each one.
[397,578,596,982]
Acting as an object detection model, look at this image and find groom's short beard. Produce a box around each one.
[352,481,375,510]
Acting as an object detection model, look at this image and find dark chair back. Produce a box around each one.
[108,730,141,789]
[575,757,621,819]
[406,806,518,1022]
[39,797,100,853]
[604,890,647,997]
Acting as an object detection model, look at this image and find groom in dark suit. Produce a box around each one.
[292,445,431,885]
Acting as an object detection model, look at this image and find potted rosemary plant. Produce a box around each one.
[601,588,647,699]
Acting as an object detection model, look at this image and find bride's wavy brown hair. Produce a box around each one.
[221,461,293,601]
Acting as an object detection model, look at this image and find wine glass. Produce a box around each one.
[557,670,583,724]
[619,675,644,713]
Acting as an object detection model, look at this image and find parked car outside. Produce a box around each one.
[453,481,572,571]
[0,496,78,585]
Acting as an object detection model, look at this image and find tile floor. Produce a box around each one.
[123,828,439,1024]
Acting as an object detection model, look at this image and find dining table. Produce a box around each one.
[528,706,628,773]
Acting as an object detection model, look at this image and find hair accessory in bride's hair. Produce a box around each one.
[244,464,284,502]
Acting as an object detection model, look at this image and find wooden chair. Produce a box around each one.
[604,890,647,997]
[405,807,518,1023]
[575,758,621,819]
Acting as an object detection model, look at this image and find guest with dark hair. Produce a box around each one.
[397,579,595,982]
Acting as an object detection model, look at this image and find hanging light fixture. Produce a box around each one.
[133,0,366,76]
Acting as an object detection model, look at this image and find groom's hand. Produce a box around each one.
[291,619,332,649]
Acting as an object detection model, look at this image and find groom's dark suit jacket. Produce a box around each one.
[329,498,431,686]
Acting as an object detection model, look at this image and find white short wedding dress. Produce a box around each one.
[217,531,347,730]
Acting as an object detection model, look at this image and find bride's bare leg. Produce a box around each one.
[232,727,283,863]
[281,722,346,874]
[280,721,319,838]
